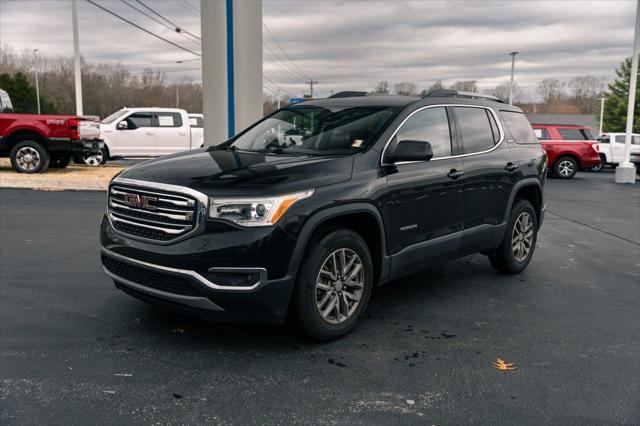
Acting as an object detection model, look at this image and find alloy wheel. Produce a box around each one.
[16,146,41,171]
[558,160,575,177]
[315,248,364,324]
[511,211,534,262]
[83,149,104,166]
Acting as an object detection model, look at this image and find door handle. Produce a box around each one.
[146,132,155,136]
[178,132,186,136]
[505,162,518,172]
[447,169,464,180]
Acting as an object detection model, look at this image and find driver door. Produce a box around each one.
[113,111,156,157]
[381,106,464,275]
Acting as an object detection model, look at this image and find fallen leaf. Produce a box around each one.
[492,357,517,371]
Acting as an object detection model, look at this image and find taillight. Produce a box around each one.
[592,143,599,154]
[68,118,80,140]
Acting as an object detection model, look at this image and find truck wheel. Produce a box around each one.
[50,155,71,169]
[590,155,606,172]
[489,199,538,274]
[553,156,578,179]
[289,229,373,341]
[9,140,50,173]
[81,147,107,166]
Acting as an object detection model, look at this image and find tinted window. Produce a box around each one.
[533,128,550,140]
[189,116,203,128]
[614,135,640,144]
[502,111,538,144]
[125,112,154,129]
[395,107,452,158]
[229,105,398,156]
[156,112,183,128]
[456,107,496,153]
[557,128,588,140]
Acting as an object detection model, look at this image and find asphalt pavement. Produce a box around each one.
[0,171,638,425]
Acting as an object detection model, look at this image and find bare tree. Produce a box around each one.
[421,80,443,96]
[372,80,390,94]
[490,82,524,103]
[393,82,418,96]
[450,80,477,92]
[567,76,606,114]
[536,78,565,103]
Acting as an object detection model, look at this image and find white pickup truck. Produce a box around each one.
[81,107,204,165]
[594,132,640,171]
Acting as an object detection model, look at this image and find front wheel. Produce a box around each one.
[489,199,538,274]
[590,154,606,172]
[553,156,578,179]
[289,229,373,341]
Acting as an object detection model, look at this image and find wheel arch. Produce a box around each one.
[4,129,48,152]
[287,204,390,286]
[503,179,543,225]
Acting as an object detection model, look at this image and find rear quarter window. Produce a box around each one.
[557,128,590,140]
[502,111,538,144]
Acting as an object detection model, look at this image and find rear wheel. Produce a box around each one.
[553,156,578,179]
[289,229,373,341]
[80,147,107,166]
[489,199,538,274]
[9,140,50,173]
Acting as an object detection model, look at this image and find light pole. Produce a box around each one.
[305,79,318,98]
[71,0,83,116]
[598,96,605,135]
[33,49,41,114]
[615,0,639,183]
[508,51,518,105]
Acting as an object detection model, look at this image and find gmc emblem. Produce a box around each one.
[123,193,158,210]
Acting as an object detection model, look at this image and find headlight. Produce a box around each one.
[208,189,314,227]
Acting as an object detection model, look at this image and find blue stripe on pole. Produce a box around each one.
[226,0,235,138]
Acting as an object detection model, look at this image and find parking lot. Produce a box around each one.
[0,171,638,424]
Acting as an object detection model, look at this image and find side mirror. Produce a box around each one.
[385,140,433,163]
[117,121,128,130]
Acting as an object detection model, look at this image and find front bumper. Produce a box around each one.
[100,215,298,323]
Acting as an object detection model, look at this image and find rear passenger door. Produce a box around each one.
[155,112,190,156]
[453,106,517,253]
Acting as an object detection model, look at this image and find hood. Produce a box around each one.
[117,147,354,196]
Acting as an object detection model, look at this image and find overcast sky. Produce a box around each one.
[0,0,636,99]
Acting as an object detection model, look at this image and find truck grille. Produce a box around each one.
[108,184,198,242]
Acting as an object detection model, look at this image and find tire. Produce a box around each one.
[289,229,373,341]
[80,147,107,166]
[50,155,71,169]
[9,140,50,173]
[553,156,578,179]
[489,199,538,274]
[590,155,606,172]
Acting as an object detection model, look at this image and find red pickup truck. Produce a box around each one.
[531,124,600,179]
[0,88,103,173]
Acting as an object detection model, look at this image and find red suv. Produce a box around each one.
[531,124,600,179]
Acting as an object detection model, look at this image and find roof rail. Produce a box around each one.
[327,91,368,99]
[423,89,503,103]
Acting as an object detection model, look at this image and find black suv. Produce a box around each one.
[100,90,546,340]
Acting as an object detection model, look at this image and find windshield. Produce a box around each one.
[228,105,398,155]
[102,109,129,124]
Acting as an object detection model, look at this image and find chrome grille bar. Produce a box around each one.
[108,183,199,242]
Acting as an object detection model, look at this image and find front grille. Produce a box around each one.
[102,255,202,297]
[108,184,198,242]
